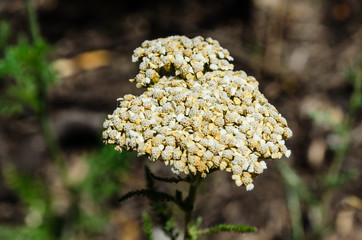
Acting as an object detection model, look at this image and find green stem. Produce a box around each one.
[286,188,304,240]
[24,0,41,43]
[319,125,350,237]
[34,57,66,180]
[318,94,355,238]
[39,114,66,178]
[184,174,201,240]
[327,125,350,180]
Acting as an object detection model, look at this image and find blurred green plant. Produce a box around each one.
[278,56,362,240]
[0,1,133,240]
[142,211,154,240]
[0,20,11,53]
[82,145,133,202]
[70,145,133,238]
[0,145,133,240]
[0,35,57,115]
[0,164,54,240]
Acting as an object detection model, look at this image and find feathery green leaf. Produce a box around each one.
[200,223,257,235]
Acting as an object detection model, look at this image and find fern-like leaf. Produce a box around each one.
[145,165,188,183]
[119,189,180,205]
[199,223,257,235]
[145,165,156,190]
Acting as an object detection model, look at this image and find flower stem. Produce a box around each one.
[184,174,201,240]
[23,0,41,43]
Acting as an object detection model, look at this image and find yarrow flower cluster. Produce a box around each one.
[130,35,234,88]
[103,36,292,190]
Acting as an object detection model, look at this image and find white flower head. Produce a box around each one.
[103,36,293,190]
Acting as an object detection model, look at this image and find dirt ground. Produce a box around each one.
[1,0,362,239]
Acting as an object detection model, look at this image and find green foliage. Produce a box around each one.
[0,21,11,51]
[346,56,362,115]
[144,166,180,240]
[0,16,59,239]
[0,24,133,237]
[119,166,181,239]
[142,212,154,240]
[308,111,345,134]
[323,169,358,189]
[119,166,256,240]
[278,55,362,240]
[0,37,58,115]
[3,164,48,207]
[1,164,53,240]
[185,217,202,240]
[186,217,257,240]
[75,210,109,235]
[81,145,133,202]
[0,11,133,239]
[0,226,51,240]
[201,223,257,234]
[277,161,317,205]
[1,143,133,240]
[119,189,179,204]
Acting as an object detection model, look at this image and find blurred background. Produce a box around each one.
[0,0,362,239]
